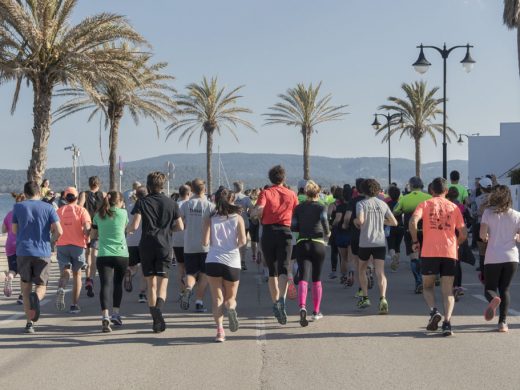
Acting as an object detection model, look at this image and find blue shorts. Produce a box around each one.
[57,245,86,272]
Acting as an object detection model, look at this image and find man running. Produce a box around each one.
[233,181,253,271]
[179,178,214,312]
[449,170,469,205]
[349,178,367,298]
[393,177,431,293]
[129,172,184,333]
[12,181,62,333]
[55,187,91,314]
[409,177,467,336]
[172,184,191,300]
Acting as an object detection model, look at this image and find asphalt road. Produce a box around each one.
[1,246,520,390]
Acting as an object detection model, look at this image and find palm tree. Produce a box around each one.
[0,0,144,183]
[54,51,176,190]
[166,77,254,194]
[263,82,348,180]
[504,0,520,77]
[377,81,455,177]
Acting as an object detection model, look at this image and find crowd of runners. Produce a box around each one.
[2,166,520,341]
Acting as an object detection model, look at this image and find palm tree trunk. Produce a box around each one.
[303,127,311,180]
[206,131,213,195]
[27,78,53,184]
[414,137,421,177]
[108,104,124,191]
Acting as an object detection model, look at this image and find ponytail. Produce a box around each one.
[214,188,242,217]
[98,191,122,219]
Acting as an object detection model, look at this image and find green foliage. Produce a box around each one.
[509,168,520,185]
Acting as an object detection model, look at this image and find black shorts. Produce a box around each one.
[261,225,292,277]
[173,246,185,264]
[404,231,423,256]
[206,262,240,282]
[7,255,17,273]
[184,252,207,276]
[421,257,456,277]
[128,246,141,267]
[351,237,360,256]
[139,246,171,278]
[335,229,351,249]
[249,221,259,242]
[387,226,404,252]
[358,247,386,261]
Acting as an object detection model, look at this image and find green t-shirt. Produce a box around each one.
[93,207,129,257]
[393,191,432,215]
[450,183,469,204]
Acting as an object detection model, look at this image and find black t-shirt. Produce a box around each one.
[349,195,365,239]
[292,201,330,240]
[387,199,403,227]
[335,201,352,232]
[132,193,180,249]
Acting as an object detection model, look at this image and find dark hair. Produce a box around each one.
[361,179,381,197]
[268,165,285,185]
[355,178,365,189]
[191,178,205,195]
[343,184,353,202]
[333,187,344,202]
[431,177,448,195]
[487,185,512,213]
[147,171,166,193]
[409,176,424,190]
[136,186,148,200]
[179,185,190,198]
[41,179,49,188]
[98,191,122,219]
[88,176,101,189]
[446,186,459,202]
[214,188,242,217]
[450,170,460,182]
[24,181,40,198]
[233,181,244,193]
[388,186,401,202]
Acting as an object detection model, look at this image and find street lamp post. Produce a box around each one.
[372,112,403,186]
[64,144,80,188]
[457,132,480,144]
[413,43,475,179]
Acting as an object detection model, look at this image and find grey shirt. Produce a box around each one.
[234,193,253,229]
[180,197,214,254]
[356,197,392,248]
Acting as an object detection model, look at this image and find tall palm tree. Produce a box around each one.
[166,77,254,194]
[263,82,348,180]
[377,81,455,177]
[0,0,144,183]
[504,0,520,77]
[54,51,176,190]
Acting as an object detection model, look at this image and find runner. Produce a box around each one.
[480,185,520,332]
[202,188,247,342]
[331,185,353,286]
[327,186,342,279]
[179,178,213,313]
[248,188,261,264]
[393,176,431,293]
[172,184,191,300]
[129,172,183,332]
[233,181,253,271]
[409,177,467,336]
[291,180,330,326]
[253,165,298,325]
[2,192,25,304]
[386,186,404,272]
[92,191,129,333]
[123,181,141,207]
[12,181,62,333]
[449,170,469,205]
[55,187,91,314]
[124,186,148,303]
[78,176,106,298]
[354,179,397,313]
[349,178,367,298]
[474,177,494,274]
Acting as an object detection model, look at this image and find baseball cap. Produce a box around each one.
[479,177,493,189]
[64,187,78,200]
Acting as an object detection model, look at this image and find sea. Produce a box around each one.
[0,193,14,223]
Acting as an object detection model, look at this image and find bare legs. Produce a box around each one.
[208,276,239,328]
[422,274,454,322]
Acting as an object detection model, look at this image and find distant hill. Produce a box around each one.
[0,153,468,193]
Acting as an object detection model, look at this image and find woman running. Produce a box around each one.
[480,185,520,332]
[386,186,404,272]
[292,180,330,326]
[92,191,129,333]
[202,188,247,342]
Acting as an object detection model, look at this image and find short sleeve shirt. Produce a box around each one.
[482,208,520,264]
[56,204,91,248]
[412,197,465,260]
[93,208,129,258]
[356,197,393,247]
[450,184,469,204]
[234,193,253,229]
[257,186,298,226]
[3,211,16,256]
[180,197,214,254]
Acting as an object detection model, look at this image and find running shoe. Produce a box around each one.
[379,297,389,315]
[85,278,94,298]
[110,314,123,326]
[17,295,23,305]
[102,317,112,333]
[311,312,323,321]
[123,269,133,292]
[24,321,35,334]
[195,302,207,313]
[287,279,297,300]
[498,322,509,333]
[441,321,453,336]
[29,292,40,322]
[339,274,347,285]
[415,284,423,294]
[3,272,12,297]
[138,293,147,303]
[278,299,287,325]
[272,302,282,322]
[367,268,374,289]
[228,308,239,332]
[180,288,192,311]
[354,288,363,299]
[357,296,371,309]
[484,296,501,321]
[346,271,354,287]
[299,308,309,327]
[55,288,66,311]
[328,271,337,279]
[215,327,226,342]
[426,309,442,331]
[454,287,463,302]
[390,254,400,272]
[69,304,81,314]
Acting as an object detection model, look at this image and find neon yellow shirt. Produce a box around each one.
[394,191,432,215]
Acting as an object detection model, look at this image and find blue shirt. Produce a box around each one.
[12,200,59,258]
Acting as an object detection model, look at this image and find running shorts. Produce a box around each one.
[173,246,185,264]
[335,229,351,249]
[128,246,141,267]
[17,256,50,285]
[57,245,86,272]
[261,224,292,277]
[184,252,207,275]
[206,262,240,282]
[140,246,171,278]
[249,221,260,242]
[358,247,386,261]
[421,257,456,277]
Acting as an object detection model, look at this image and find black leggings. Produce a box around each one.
[261,225,292,277]
[330,243,339,272]
[296,241,326,283]
[484,262,518,323]
[96,256,129,311]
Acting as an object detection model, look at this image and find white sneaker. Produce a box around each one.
[311,312,323,321]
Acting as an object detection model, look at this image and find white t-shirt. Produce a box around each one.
[482,208,520,264]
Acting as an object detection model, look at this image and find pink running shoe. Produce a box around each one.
[215,327,226,342]
[484,296,501,321]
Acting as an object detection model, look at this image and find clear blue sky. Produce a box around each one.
[0,0,518,170]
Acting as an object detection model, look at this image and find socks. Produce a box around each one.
[298,281,308,308]
[312,282,323,314]
[155,297,165,310]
